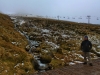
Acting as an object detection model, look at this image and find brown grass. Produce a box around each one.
[0,13,35,74]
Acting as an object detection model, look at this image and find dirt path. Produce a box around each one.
[31,58,100,75]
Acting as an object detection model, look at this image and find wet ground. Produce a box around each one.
[31,58,100,75]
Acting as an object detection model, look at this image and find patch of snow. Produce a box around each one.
[13,54,18,57]
[69,62,75,65]
[75,53,84,59]
[97,46,100,48]
[74,61,83,63]
[97,52,100,54]
[69,31,75,34]
[19,31,24,35]
[14,63,20,68]
[22,63,24,66]
[30,40,39,46]
[89,36,100,45]
[42,50,49,53]
[42,29,50,33]
[11,42,19,46]
[92,47,99,53]
[56,57,60,60]
[10,17,16,20]
[78,55,84,59]
[62,34,70,38]
[27,71,29,73]
[19,20,25,25]
[68,51,71,53]
[12,42,16,45]
[43,34,51,37]
[14,19,17,23]
[80,38,83,40]
[37,60,48,69]
[23,31,28,35]
[45,41,59,49]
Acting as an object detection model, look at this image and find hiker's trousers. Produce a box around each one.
[83,52,92,63]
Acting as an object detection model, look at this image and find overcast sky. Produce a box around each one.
[0,0,100,24]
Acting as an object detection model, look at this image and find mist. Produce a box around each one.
[0,0,100,24]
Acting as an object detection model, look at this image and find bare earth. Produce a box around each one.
[32,58,100,75]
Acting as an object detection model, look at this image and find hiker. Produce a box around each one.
[81,35,93,66]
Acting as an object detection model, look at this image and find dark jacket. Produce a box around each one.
[81,40,92,52]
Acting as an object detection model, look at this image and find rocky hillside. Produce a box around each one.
[0,13,35,75]
[12,16,100,71]
[0,13,100,74]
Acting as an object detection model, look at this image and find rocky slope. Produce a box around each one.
[0,13,100,74]
[0,13,35,75]
[12,16,100,71]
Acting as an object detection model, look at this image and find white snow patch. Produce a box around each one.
[37,60,48,69]
[42,29,50,33]
[78,55,84,59]
[45,41,59,49]
[14,63,20,68]
[69,62,75,65]
[97,52,100,54]
[22,63,24,66]
[14,19,17,23]
[12,42,16,45]
[97,46,100,48]
[18,31,24,35]
[75,53,84,59]
[10,17,16,20]
[62,34,70,38]
[90,36,100,45]
[74,61,83,63]
[19,20,25,25]
[27,71,29,73]
[13,54,18,56]
[80,38,83,40]
[68,51,71,53]
[30,41,39,46]
[11,42,20,46]
[92,47,98,52]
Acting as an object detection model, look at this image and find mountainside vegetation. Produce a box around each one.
[0,13,35,75]
[15,16,100,70]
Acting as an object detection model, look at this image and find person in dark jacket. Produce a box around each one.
[81,35,93,66]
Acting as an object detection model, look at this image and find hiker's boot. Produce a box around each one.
[83,62,87,65]
[89,63,93,66]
